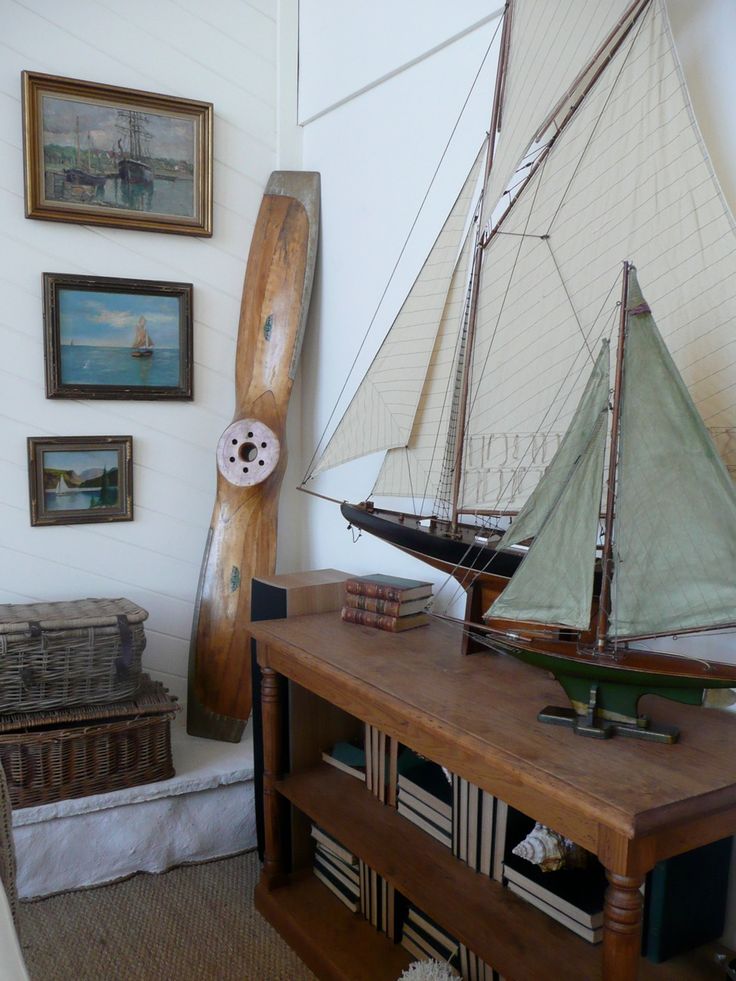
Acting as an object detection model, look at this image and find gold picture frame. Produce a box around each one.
[22,71,213,237]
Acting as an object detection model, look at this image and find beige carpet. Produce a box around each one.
[18,850,317,981]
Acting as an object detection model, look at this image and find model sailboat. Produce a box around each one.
[303,0,736,737]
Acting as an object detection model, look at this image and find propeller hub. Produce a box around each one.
[216,419,280,486]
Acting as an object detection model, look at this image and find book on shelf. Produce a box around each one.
[405,907,459,962]
[344,573,433,602]
[314,843,359,884]
[340,606,430,631]
[398,799,452,848]
[310,825,358,868]
[343,592,431,617]
[397,786,452,832]
[398,754,453,820]
[641,835,733,963]
[321,739,366,781]
[501,806,606,931]
[506,880,603,944]
[313,857,360,912]
[314,850,360,895]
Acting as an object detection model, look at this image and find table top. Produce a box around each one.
[252,612,736,852]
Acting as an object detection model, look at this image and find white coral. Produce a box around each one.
[398,959,457,981]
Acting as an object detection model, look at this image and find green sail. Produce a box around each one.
[502,342,610,550]
[487,345,609,628]
[611,270,736,638]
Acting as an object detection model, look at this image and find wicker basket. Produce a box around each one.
[0,675,178,809]
[0,598,147,714]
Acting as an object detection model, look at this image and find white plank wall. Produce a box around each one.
[0,0,279,701]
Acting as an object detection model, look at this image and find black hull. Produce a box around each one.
[339,502,522,581]
[118,159,153,185]
[64,168,106,188]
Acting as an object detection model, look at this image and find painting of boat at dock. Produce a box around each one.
[43,273,193,400]
[23,72,212,235]
[27,436,133,526]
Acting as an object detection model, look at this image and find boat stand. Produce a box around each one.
[538,683,680,744]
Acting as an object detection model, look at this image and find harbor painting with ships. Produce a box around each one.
[40,94,196,218]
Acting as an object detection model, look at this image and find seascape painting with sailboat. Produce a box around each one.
[44,274,192,399]
[58,288,180,387]
[304,0,736,740]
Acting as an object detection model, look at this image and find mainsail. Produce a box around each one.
[308,0,736,530]
[462,0,736,512]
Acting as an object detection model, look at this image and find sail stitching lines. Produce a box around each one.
[544,2,651,238]
[302,16,504,484]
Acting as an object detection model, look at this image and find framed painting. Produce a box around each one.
[22,71,213,236]
[43,273,193,400]
[27,436,133,527]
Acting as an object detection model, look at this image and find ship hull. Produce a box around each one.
[118,159,153,185]
[340,502,522,584]
[480,632,736,742]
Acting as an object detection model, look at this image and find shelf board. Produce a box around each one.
[255,871,412,981]
[277,763,731,981]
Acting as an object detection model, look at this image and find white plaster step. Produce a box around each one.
[12,715,257,899]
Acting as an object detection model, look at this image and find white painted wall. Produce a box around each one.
[0,0,279,702]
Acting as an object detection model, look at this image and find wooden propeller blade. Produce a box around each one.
[187,171,320,742]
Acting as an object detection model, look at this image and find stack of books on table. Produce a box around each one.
[397,752,453,848]
[311,825,361,912]
[400,904,460,975]
[341,574,433,632]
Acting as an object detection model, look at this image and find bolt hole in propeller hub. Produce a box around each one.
[217,419,280,486]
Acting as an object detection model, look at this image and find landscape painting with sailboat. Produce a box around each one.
[304,0,736,740]
[43,448,119,513]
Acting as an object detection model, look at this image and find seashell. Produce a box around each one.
[511,822,590,872]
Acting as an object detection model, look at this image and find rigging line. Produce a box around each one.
[301,15,504,485]
[434,271,622,610]
[544,3,651,237]
[545,239,595,362]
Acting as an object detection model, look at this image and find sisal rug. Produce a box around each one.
[18,849,317,981]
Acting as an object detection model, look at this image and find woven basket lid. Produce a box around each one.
[0,598,149,635]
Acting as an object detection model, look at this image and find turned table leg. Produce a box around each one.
[261,664,287,889]
[602,870,645,980]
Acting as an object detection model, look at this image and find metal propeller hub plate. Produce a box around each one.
[216,419,280,486]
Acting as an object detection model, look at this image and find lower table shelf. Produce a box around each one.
[272,762,732,981]
[255,872,412,981]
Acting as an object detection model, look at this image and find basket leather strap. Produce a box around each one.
[115,615,133,678]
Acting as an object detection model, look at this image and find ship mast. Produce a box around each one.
[450,1,512,529]
[595,260,630,652]
[449,0,651,528]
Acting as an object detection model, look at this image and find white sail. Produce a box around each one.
[460,0,736,512]
[480,0,639,231]
[372,228,474,502]
[310,147,485,477]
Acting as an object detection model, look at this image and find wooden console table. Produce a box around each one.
[252,611,736,980]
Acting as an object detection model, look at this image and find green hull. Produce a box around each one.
[493,641,734,742]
